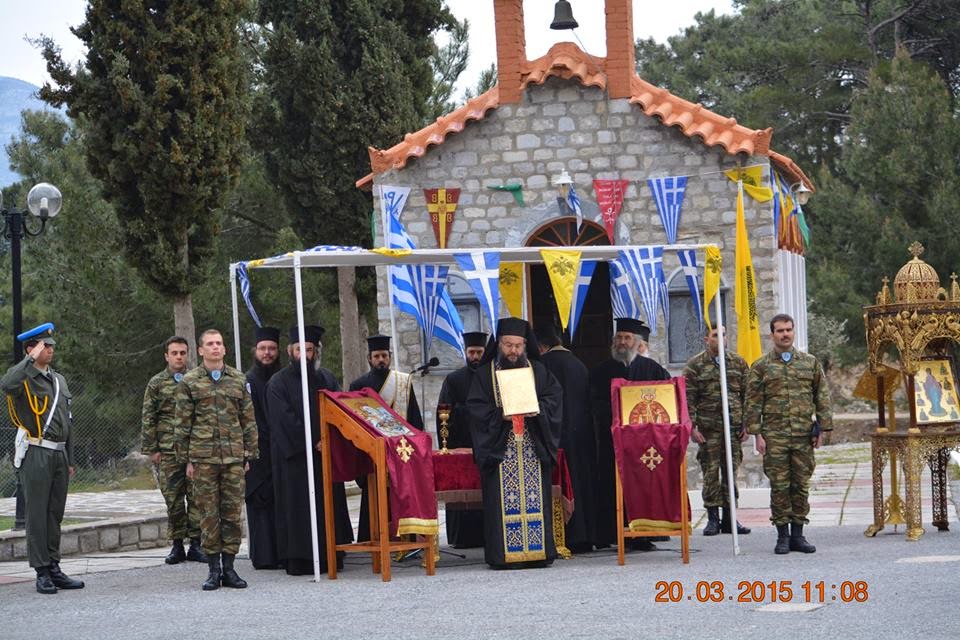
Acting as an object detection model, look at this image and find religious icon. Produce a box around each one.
[341,397,414,437]
[914,359,960,425]
[618,382,679,425]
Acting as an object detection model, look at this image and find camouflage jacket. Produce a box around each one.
[141,369,182,454]
[174,364,258,464]
[745,348,833,438]
[683,350,748,433]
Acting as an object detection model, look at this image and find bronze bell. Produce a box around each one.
[550,0,579,30]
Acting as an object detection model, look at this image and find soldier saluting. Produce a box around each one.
[175,329,258,590]
[2,323,84,594]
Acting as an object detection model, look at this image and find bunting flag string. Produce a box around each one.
[499,262,525,319]
[609,257,642,320]
[454,251,501,332]
[593,179,629,242]
[619,246,666,336]
[568,260,597,339]
[677,249,702,333]
[540,249,582,331]
[647,176,688,244]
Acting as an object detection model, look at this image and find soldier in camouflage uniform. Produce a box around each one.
[141,336,206,564]
[745,314,832,555]
[684,327,751,537]
[175,329,258,590]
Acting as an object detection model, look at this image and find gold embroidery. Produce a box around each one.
[396,437,414,463]
[640,446,663,471]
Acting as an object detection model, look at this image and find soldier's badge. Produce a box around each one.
[174,372,184,383]
[211,370,222,382]
[781,352,792,363]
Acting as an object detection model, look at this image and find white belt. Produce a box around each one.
[27,437,66,452]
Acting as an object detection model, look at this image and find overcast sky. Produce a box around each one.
[0,0,733,91]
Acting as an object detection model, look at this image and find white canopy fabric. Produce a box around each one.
[228,242,741,582]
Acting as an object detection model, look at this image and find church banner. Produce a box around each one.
[424,187,460,249]
[734,181,763,365]
[609,377,692,531]
[540,249,582,331]
[500,262,525,319]
[593,179,629,242]
[703,246,722,330]
[723,166,773,203]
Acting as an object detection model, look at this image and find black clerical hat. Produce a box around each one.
[288,326,320,345]
[254,326,280,345]
[615,317,650,340]
[306,325,325,344]
[496,317,528,338]
[463,331,488,348]
[367,334,391,352]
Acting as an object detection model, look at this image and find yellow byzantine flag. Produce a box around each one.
[734,181,763,364]
[703,246,722,330]
[500,262,525,318]
[724,166,773,203]
[540,249,581,331]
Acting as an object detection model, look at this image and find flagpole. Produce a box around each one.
[714,287,740,557]
[380,185,402,370]
[230,263,242,371]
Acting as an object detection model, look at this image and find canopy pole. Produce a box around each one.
[294,252,323,583]
[714,290,740,557]
[230,263,243,370]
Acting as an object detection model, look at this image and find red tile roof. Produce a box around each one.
[356,43,812,192]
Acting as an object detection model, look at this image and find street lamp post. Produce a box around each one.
[1,182,63,529]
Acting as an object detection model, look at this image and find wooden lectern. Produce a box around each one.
[319,391,436,582]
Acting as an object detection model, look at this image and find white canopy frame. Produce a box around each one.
[228,242,741,582]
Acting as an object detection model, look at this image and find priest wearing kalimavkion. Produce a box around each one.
[349,334,424,542]
[466,318,563,569]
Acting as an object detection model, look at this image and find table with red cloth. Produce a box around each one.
[431,448,575,558]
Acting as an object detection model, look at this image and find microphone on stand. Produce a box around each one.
[412,357,440,377]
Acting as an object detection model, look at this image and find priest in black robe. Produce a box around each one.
[349,334,423,541]
[435,331,488,548]
[589,318,670,548]
[244,326,282,569]
[467,318,563,569]
[267,326,352,575]
[535,322,597,553]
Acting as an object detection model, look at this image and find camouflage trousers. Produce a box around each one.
[696,430,743,508]
[157,453,200,541]
[762,435,816,526]
[192,462,245,555]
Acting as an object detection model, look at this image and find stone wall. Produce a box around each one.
[370,76,783,439]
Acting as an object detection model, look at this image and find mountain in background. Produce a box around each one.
[0,76,64,189]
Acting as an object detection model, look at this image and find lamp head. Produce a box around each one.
[792,181,812,206]
[26,183,62,219]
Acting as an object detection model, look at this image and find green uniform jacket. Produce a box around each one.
[744,348,833,438]
[141,369,181,455]
[174,364,258,464]
[684,350,748,433]
[2,355,74,466]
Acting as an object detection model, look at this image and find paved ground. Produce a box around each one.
[1,443,956,639]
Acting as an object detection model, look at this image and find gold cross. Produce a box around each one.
[640,446,663,471]
[396,437,414,463]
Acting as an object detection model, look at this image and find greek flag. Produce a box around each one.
[608,257,641,320]
[454,251,500,332]
[619,246,666,336]
[387,209,465,356]
[568,260,597,339]
[379,185,412,230]
[236,262,262,327]
[678,249,703,332]
[568,183,584,231]
[648,176,688,244]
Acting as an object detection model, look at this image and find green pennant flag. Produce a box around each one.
[488,183,525,207]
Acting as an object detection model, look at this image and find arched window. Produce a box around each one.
[666,268,729,366]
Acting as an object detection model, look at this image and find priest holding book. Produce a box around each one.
[466,318,563,569]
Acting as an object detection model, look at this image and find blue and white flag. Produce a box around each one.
[608,257,642,320]
[619,246,666,336]
[647,176,688,244]
[568,183,584,231]
[678,249,703,333]
[379,185,412,230]
[454,251,501,332]
[236,262,263,327]
[568,260,597,339]
[387,208,465,356]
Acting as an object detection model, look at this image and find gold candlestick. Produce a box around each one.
[437,404,451,454]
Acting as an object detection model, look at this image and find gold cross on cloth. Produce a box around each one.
[396,437,414,463]
[640,446,663,471]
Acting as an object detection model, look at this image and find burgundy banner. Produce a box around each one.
[424,187,460,249]
[321,389,437,536]
[593,179,629,242]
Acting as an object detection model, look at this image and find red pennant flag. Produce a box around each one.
[593,179,629,242]
[424,188,461,248]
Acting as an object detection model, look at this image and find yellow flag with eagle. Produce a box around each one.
[734,181,763,364]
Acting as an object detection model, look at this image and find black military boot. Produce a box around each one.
[703,507,721,536]
[186,538,208,563]
[202,553,221,591]
[49,562,85,589]
[220,553,248,589]
[35,567,57,595]
[720,508,751,534]
[774,524,791,555]
[789,523,816,553]
[165,539,186,565]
